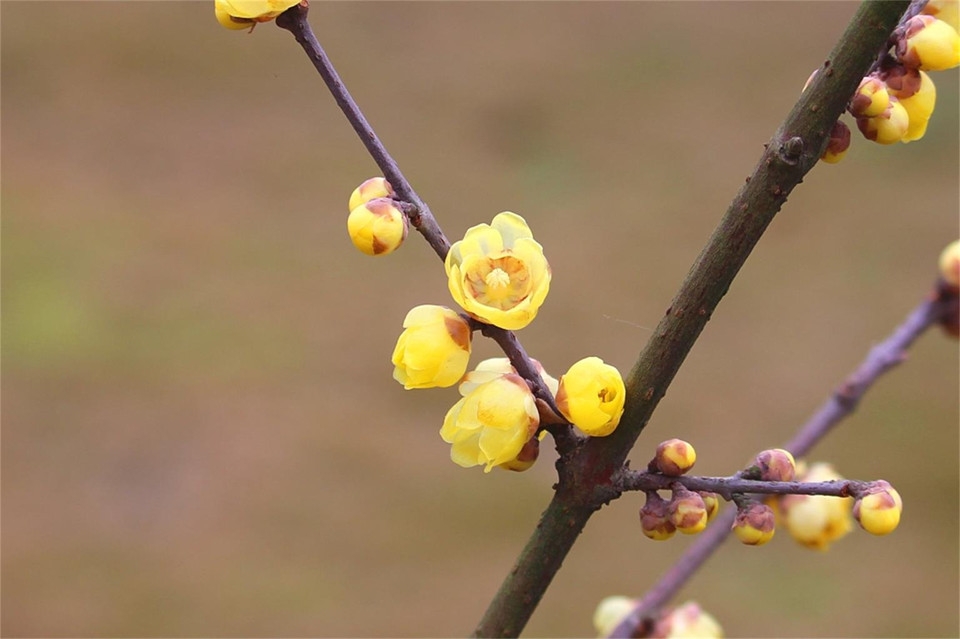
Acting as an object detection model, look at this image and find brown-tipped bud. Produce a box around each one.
[640,492,676,541]
[850,76,891,118]
[853,480,903,536]
[669,487,708,535]
[732,502,776,546]
[348,177,396,212]
[820,120,851,164]
[650,438,697,476]
[754,448,797,482]
[700,492,721,521]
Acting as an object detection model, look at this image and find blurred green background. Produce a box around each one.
[2,2,958,637]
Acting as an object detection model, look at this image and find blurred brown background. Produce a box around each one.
[2,2,958,637]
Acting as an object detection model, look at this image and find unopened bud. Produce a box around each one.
[820,120,852,164]
[897,15,960,71]
[347,197,408,256]
[348,177,396,213]
[669,487,708,535]
[651,438,697,476]
[856,99,909,145]
[854,481,903,536]
[850,76,891,118]
[700,492,721,521]
[732,502,776,546]
[640,492,677,541]
[754,448,797,482]
[938,240,960,288]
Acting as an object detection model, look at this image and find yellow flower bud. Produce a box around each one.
[938,239,960,288]
[854,481,903,536]
[754,448,796,482]
[445,212,551,330]
[898,15,960,70]
[856,99,909,144]
[391,305,471,389]
[850,77,891,118]
[440,372,539,473]
[654,602,724,639]
[669,488,708,535]
[923,0,960,31]
[555,357,626,436]
[778,462,852,551]
[347,197,408,256]
[885,68,937,142]
[592,596,636,637]
[653,438,697,476]
[348,177,395,213]
[732,502,776,546]
[214,0,300,29]
[640,492,677,541]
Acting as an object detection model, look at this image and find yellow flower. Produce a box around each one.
[898,15,960,70]
[214,0,301,30]
[854,481,903,536]
[440,372,539,472]
[592,596,636,637]
[555,357,625,436]
[347,198,408,256]
[391,305,472,389]
[938,239,960,287]
[820,120,851,164]
[850,77,891,118]
[498,431,546,472]
[444,212,551,330]
[778,462,852,551]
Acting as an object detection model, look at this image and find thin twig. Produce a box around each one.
[607,286,957,638]
[617,472,876,500]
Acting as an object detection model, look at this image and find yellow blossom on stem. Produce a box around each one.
[939,239,960,288]
[215,0,301,30]
[778,462,852,551]
[391,305,472,389]
[555,357,626,436]
[347,197,408,256]
[640,492,676,541]
[669,488,708,535]
[854,481,903,535]
[444,212,551,330]
[497,431,546,472]
[898,15,960,71]
[440,372,539,473]
[700,492,721,521]
[820,120,851,164]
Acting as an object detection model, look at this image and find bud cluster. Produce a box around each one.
[640,440,719,540]
[342,177,628,474]
[809,2,959,162]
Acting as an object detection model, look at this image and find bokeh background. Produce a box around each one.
[3,2,958,637]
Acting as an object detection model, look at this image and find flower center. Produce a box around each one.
[465,254,532,310]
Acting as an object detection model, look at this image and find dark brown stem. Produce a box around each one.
[473,2,910,636]
[607,286,955,638]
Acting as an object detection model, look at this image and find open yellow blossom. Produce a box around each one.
[391,305,471,389]
[444,212,551,330]
[215,0,301,30]
[555,357,625,436]
[440,372,539,472]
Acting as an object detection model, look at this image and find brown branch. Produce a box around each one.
[472,2,911,636]
[617,472,877,500]
[606,284,957,638]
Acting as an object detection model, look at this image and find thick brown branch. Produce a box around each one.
[473,2,910,636]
